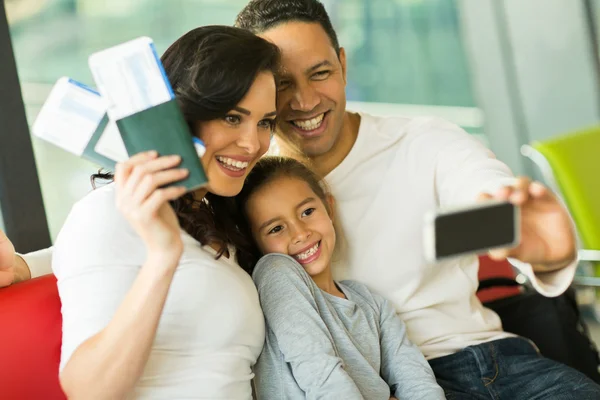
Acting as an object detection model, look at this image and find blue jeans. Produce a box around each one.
[428,337,600,399]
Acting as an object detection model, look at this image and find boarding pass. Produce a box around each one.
[88,36,175,120]
[32,77,129,164]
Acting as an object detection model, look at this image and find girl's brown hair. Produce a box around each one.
[234,156,330,272]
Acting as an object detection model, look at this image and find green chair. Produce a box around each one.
[521,127,600,295]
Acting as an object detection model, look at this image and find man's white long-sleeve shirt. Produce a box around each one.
[326,113,576,359]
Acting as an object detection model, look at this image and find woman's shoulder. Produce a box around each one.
[59,184,133,242]
[52,184,143,274]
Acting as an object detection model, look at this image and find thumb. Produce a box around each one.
[0,269,14,287]
[0,229,16,272]
[477,192,494,202]
[488,247,511,261]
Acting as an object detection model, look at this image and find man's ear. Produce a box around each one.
[339,47,347,84]
[326,194,336,222]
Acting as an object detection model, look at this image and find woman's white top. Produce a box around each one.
[52,184,265,399]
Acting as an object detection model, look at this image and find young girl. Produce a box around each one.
[235,157,445,400]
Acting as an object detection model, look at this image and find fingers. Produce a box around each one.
[477,192,493,202]
[140,186,188,219]
[528,180,552,200]
[115,152,188,213]
[0,228,8,245]
[494,176,530,205]
[115,151,158,190]
[0,270,14,288]
[133,168,189,204]
[123,154,183,195]
[488,247,511,261]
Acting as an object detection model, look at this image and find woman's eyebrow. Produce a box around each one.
[232,107,277,118]
[233,106,251,115]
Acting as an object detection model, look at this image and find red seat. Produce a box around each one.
[0,275,65,399]
[477,255,521,303]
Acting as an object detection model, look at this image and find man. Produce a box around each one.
[2,0,599,398]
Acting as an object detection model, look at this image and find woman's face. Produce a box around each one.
[195,71,277,197]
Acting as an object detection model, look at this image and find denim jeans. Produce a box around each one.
[428,337,600,400]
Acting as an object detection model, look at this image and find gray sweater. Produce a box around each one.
[252,254,445,400]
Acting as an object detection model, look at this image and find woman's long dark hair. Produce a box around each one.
[93,26,280,271]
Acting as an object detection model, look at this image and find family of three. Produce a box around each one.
[1,0,599,399]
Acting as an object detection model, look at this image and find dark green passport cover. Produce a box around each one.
[116,99,208,192]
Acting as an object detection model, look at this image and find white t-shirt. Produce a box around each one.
[51,184,264,399]
[327,113,576,359]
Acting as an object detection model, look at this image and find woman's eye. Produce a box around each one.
[312,71,330,80]
[268,226,283,235]
[224,115,241,125]
[301,208,316,217]
[258,119,276,130]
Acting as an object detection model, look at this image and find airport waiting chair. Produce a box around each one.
[521,126,600,293]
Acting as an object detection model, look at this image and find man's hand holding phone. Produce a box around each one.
[478,177,577,271]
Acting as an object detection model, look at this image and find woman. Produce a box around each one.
[53,26,279,399]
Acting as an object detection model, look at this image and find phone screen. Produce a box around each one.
[434,202,516,258]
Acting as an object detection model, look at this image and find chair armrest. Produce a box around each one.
[579,249,600,261]
[573,276,600,287]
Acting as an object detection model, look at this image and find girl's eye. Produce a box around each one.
[224,115,241,125]
[312,71,330,80]
[258,119,276,131]
[301,208,316,218]
[268,225,283,235]
[277,80,291,91]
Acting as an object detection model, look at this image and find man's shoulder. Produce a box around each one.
[360,112,464,139]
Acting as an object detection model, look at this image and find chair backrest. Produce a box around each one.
[0,275,65,399]
[532,127,600,251]
[477,255,521,303]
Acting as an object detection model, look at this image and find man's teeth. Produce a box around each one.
[292,113,325,131]
[217,156,249,170]
[295,242,320,260]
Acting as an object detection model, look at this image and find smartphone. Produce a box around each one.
[423,200,520,262]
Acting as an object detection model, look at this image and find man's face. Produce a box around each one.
[260,22,347,158]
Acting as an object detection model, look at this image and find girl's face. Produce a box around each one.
[246,176,336,278]
[194,71,277,197]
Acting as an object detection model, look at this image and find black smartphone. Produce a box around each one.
[423,201,520,262]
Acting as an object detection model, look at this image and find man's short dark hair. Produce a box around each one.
[235,0,340,57]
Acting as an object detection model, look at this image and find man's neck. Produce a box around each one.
[311,111,361,177]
